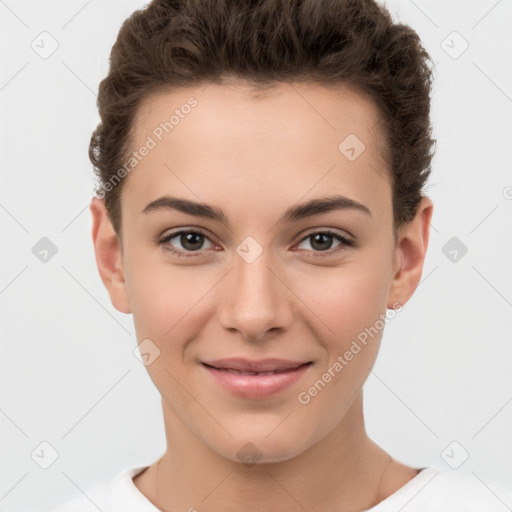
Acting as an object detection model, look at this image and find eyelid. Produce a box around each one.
[298,227,353,244]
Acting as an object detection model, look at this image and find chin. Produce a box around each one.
[211,430,313,467]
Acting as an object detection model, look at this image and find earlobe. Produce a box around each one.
[90,197,131,314]
[387,196,434,309]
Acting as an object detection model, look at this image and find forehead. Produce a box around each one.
[123,81,391,221]
[132,80,386,156]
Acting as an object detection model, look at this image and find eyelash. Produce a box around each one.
[156,228,354,259]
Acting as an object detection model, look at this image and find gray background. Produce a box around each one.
[1,0,511,510]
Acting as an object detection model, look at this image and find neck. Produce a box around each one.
[136,391,404,512]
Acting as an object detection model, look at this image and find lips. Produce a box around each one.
[201,358,312,399]
[202,358,310,373]
[214,368,290,376]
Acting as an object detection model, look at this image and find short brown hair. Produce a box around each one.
[90,0,436,237]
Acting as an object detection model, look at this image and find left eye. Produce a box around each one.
[296,231,352,254]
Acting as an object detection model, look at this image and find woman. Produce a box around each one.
[55,0,512,510]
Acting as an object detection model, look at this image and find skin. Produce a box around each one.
[91,81,433,512]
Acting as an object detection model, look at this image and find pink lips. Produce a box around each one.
[202,358,312,399]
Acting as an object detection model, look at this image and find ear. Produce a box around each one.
[90,197,131,314]
[387,196,434,309]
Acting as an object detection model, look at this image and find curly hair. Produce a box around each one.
[90,0,436,238]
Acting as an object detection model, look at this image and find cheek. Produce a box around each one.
[123,248,197,339]
[291,259,390,341]
[293,268,389,427]
[124,252,225,367]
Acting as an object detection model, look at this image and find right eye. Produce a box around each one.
[157,229,216,257]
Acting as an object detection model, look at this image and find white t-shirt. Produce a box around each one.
[53,465,512,511]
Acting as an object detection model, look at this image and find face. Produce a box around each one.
[94,81,427,464]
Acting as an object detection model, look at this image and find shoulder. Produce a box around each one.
[52,466,158,512]
[369,466,512,511]
[430,468,512,503]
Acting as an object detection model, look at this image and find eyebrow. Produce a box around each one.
[141,194,372,225]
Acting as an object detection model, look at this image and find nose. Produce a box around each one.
[217,249,294,342]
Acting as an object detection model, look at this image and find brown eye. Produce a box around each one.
[176,232,206,251]
[308,233,336,251]
[158,229,214,256]
[296,230,353,256]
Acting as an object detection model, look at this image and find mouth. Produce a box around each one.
[201,358,313,399]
